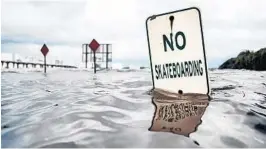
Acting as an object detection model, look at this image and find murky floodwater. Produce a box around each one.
[1,69,266,148]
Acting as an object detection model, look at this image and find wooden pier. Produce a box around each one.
[1,61,78,69]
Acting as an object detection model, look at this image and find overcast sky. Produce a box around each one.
[1,0,266,67]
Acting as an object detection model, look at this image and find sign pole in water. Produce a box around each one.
[41,44,49,73]
[106,44,109,70]
[89,39,100,74]
[44,56,46,73]
[93,50,96,73]
[85,44,88,68]
[146,7,210,95]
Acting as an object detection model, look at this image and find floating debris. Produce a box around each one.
[212,85,236,91]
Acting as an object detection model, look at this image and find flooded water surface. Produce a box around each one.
[1,69,266,148]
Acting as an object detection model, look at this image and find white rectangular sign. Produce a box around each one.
[146,7,210,95]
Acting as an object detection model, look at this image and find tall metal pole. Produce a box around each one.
[106,44,109,70]
[44,56,47,73]
[93,51,96,74]
[85,44,88,68]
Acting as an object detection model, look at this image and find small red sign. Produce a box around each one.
[41,44,49,57]
[89,39,100,52]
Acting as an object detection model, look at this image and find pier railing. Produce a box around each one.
[1,61,77,69]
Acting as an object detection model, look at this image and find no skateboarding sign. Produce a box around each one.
[146,7,210,94]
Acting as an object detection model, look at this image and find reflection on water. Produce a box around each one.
[149,88,210,137]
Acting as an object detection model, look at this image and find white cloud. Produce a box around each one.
[2,0,266,67]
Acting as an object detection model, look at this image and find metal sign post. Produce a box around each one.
[40,44,49,73]
[93,50,96,73]
[89,39,100,74]
[82,43,112,71]
[106,44,109,70]
[85,44,88,68]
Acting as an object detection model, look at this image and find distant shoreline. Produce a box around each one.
[219,48,266,71]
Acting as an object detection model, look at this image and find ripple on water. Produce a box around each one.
[2,70,266,148]
[122,81,152,88]
[89,95,145,111]
[220,136,248,148]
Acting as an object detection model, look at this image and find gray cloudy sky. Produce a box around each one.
[2,0,266,67]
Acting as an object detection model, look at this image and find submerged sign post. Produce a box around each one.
[41,44,49,73]
[146,7,210,94]
[89,39,100,74]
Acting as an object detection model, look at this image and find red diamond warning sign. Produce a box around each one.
[41,44,49,57]
[89,39,100,52]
